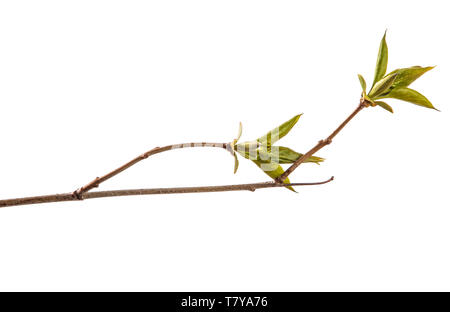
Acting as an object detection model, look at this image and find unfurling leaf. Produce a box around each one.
[359,32,438,113]
[368,73,397,98]
[275,146,324,164]
[235,122,242,142]
[234,114,322,188]
[251,160,296,192]
[387,66,435,90]
[257,114,302,147]
[374,101,393,113]
[233,152,239,174]
[235,141,259,160]
[372,31,388,86]
[232,122,243,148]
[383,88,437,110]
[358,74,367,93]
[236,146,324,165]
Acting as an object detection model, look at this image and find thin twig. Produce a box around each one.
[278,99,369,182]
[3,99,360,209]
[0,177,334,208]
[73,142,228,198]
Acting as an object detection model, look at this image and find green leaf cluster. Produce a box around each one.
[231,115,324,192]
[358,31,437,113]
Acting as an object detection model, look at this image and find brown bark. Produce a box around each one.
[1,97,368,208]
[278,99,368,182]
[0,177,334,208]
[73,142,227,198]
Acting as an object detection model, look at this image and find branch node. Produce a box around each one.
[141,147,159,159]
[225,143,235,155]
[360,98,371,108]
[73,176,101,199]
[72,189,84,200]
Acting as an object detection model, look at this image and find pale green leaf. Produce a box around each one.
[358,74,367,93]
[257,114,302,147]
[270,146,324,164]
[238,146,324,165]
[235,122,242,142]
[235,141,259,160]
[387,66,435,89]
[233,152,239,174]
[374,101,393,113]
[368,73,397,98]
[384,88,437,110]
[372,31,388,86]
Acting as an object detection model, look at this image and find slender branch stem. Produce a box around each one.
[3,97,362,209]
[278,99,368,182]
[0,177,334,208]
[73,142,229,198]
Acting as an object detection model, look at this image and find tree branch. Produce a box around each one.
[0,177,334,208]
[278,99,369,182]
[3,98,362,209]
[73,142,228,198]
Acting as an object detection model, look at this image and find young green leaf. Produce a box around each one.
[374,101,393,113]
[372,31,388,86]
[387,66,434,90]
[235,122,243,142]
[384,88,437,110]
[235,141,259,160]
[257,114,302,147]
[251,160,296,192]
[232,122,243,148]
[238,146,324,165]
[233,152,239,174]
[275,146,324,164]
[368,73,398,98]
[358,74,367,93]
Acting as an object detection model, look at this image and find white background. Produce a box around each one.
[0,0,449,291]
